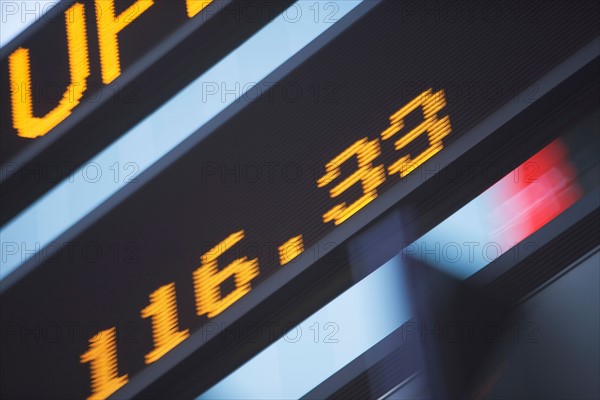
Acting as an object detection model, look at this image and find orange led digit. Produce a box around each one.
[95,0,154,85]
[317,138,385,225]
[382,88,452,178]
[80,327,128,400]
[74,88,453,397]
[141,282,190,364]
[186,0,214,18]
[8,2,90,139]
[193,230,259,318]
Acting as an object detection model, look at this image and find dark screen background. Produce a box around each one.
[1,1,599,398]
[0,0,197,161]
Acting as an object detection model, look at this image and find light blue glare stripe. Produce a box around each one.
[0,0,59,48]
[409,194,493,279]
[198,256,411,400]
[0,1,364,281]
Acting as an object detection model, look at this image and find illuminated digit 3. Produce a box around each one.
[317,138,385,225]
[381,88,452,177]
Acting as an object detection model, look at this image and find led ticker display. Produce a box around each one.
[1,0,296,226]
[1,1,598,399]
[75,88,450,399]
[2,0,216,145]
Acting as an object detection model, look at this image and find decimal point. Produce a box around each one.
[279,235,304,265]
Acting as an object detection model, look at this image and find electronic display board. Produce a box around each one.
[196,108,600,399]
[0,0,295,225]
[1,0,599,399]
[1,0,226,154]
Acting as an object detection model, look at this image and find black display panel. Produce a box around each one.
[1,1,599,398]
[0,0,294,225]
[1,0,229,160]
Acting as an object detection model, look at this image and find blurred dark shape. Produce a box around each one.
[480,251,600,400]
[404,249,600,400]
[405,256,516,399]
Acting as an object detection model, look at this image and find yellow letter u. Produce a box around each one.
[9,2,90,139]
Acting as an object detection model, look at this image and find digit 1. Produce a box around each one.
[141,282,189,364]
[80,327,128,400]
